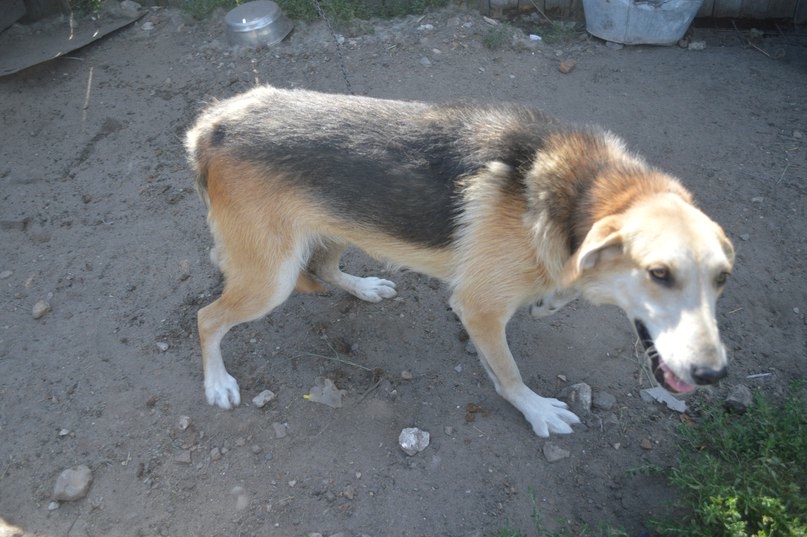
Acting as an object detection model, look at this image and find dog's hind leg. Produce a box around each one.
[308,239,397,303]
[450,293,581,437]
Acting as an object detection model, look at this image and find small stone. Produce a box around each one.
[53,465,93,501]
[32,299,51,319]
[210,447,222,461]
[342,485,355,500]
[0,270,12,279]
[605,41,624,50]
[251,444,262,454]
[454,363,463,373]
[48,501,60,511]
[178,415,191,430]
[58,428,71,437]
[558,382,592,414]
[399,427,430,456]
[558,59,576,74]
[542,442,570,462]
[725,384,753,414]
[252,389,276,408]
[401,370,413,380]
[640,438,653,450]
[740,233,750,241]
[231,486,249,511]
[174,450,192,464]
[444,426,454,436]
[751,196,764,203]
[142,21,154,31]
[419,56,432,67]
[592,391,617,411]
[156,341,169,352]
[235,437,246,447]
[688,40,707,50]
[465,341,477,354]
[272,422,288,439]
[794,130,804,139]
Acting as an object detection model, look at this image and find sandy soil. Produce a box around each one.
[1,5,805,537]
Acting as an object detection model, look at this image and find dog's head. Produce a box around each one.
[571,192,735,393]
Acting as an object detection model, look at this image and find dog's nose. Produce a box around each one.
[691,365,728,385]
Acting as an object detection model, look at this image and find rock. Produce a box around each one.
[605,41,624,50]
[640,387,687,413]
[210,447,222,461]
[174,450,192,464]
[156,341,169,352]
[688,40,707,50]
[306,378,345,408]
[558,382,592,414]
[725,384,753,413]
[592,391,617,411]
[252,389,276,408]
[740,233,750,241]
[419,56,432,67]
[231,486,249,511]
[178,415,191,430]
[32,299,51,320]
[542,442,570,462]
[399,427,430,456]
[465,341,477,354]
[53,465,93,501]
[558,59,576,74]
[141,21,154,31]
[401,370,413,380]
[0,270,12,279]
[640,438,653,450]
[272,422,288,439]
[48,501,60,511]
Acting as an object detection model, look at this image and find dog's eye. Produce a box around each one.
[649,267,673,286]
[716,271,730,286]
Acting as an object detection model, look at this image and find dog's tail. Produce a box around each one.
[185,110,221,210]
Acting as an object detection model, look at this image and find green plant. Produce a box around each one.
[482,24,512,50]
[184,0,240,19]
[70,0,103,14]
[655,384,807,537]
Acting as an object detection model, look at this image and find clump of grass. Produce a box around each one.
[482,23,512,49]
[184,0,239,19]
[182,0,449,24]
[70,0,104,14]
[655,384,807,536]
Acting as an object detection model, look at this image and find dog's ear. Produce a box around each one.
[576,215,624,273]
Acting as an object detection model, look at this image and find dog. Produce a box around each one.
[185,86,734,437]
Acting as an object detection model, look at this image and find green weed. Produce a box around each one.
[655,384,807,537]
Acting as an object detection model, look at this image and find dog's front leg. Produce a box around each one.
[530,287,579,318]
[452,299,580,437]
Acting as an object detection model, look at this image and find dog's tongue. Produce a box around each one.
[660,362,696,394]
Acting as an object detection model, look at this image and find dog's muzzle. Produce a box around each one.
[634,320,725,394]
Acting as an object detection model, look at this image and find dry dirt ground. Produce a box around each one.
[1,5,806,537]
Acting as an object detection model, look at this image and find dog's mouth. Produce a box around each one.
[634,320,696,394]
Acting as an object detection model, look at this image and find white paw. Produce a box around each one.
[205,373,241,409]
[511,391,580,437]
[525,397,580,437]
[530,299,560,318]
[352,277,397,303]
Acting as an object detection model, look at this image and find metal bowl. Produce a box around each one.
[225,0,293,47]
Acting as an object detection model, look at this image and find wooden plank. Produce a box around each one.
[697,0,716,18]
[796,0,807,21]
[713,0,743,17]
[762,0,798,17]
[740,0,771,17]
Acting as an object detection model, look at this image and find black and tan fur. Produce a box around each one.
[186,86,734,437]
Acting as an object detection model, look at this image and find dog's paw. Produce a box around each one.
[352,277,397,303]
[205,374,241,409]
[523,397,581,437]
[529,298,562,318]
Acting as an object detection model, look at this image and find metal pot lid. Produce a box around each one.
[225,1,284,32]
